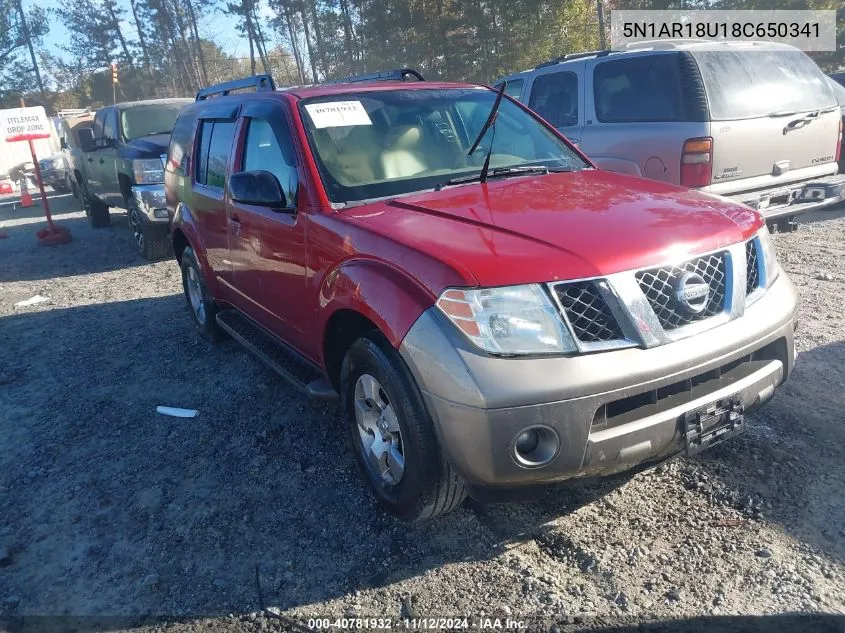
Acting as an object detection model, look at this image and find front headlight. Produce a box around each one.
[436,284,576,355]
[133,158,165,184]
[757,227,780,287]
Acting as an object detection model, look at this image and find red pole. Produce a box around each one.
[27,137,55,232]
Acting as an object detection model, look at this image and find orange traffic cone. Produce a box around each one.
[19,178,35,208]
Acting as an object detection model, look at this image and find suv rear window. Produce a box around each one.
[594,54,690,123]
[693,49,837,120]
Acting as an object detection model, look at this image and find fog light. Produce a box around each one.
[515,430,539,453]
[512,425,560,468]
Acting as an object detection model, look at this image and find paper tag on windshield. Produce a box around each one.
[305,101,372,129]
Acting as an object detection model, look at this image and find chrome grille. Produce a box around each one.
[635,252,727,330]
[746,240,759,295]
[554,281,624,343]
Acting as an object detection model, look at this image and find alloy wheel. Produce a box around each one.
[186,265,206,325]
[353,373,405,486]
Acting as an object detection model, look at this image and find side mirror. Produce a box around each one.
[228,170,289,210]
[78,128,97,153]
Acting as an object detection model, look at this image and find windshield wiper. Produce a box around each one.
[442,165,566,187]
[466,82,506,184]
[146,131,172,136]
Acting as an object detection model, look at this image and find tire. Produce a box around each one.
[180,246,220,343]
[341,332,467,521]
[82,183,110,228]
[128,197,171,261]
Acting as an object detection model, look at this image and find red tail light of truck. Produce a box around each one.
[681,137,713,188]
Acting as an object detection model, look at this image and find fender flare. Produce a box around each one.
[171,203,215,287]
[317,258,437,363]
[589,155,644,178]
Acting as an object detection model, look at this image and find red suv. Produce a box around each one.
[165,70,798,521]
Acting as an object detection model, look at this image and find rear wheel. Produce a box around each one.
[128,197,171,261]
[341,332,466,521]
[82,183,110,228]
[180,246,220,343]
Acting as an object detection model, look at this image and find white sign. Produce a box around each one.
[304,101,372,129]
[1,106,51,143]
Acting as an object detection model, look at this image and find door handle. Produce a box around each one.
[99,158,105,165]
[230,214,241,224]
[87,157,93,162]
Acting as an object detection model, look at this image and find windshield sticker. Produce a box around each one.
[305,101,372,129]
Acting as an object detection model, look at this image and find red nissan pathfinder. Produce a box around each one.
[165,70,798,521]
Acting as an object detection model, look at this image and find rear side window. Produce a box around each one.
[694,49,837,120]
[528,71,578,128]
[168,111,197,175]
[195,120,237,189]
[594,54,685,123]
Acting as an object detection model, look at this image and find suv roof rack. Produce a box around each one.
[535,50,610,69]
[324,68,425,85]
[196,74,276,101]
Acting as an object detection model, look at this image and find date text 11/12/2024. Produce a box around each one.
[307,617,528,630]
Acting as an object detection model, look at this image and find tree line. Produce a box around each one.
[1,0,842,112]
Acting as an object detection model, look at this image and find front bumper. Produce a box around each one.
[729,173,845,221]
[399,274,798,487]
[40,168,66,186]
[131,184,169,223]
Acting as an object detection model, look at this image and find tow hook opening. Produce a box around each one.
[512,425,560,468]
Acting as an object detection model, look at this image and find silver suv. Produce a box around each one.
[497,40,844,227]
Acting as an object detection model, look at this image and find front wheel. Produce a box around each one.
[341,333,466,521]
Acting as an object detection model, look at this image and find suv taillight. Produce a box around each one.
[837,118,842,164]
[681,137,713,188]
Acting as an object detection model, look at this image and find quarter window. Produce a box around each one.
[195,120,236,188]
[528,72,578,128]
[242,118,298,207]
[594,54,684,123]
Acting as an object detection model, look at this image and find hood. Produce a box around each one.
[346,169,763,287]
[123,133,171,157]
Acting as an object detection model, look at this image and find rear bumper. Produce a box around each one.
[727,173,845,221]
[399,274,798,488]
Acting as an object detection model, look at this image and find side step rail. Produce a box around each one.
[216,310,337,401]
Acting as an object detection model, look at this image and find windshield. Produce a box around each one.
[299,88,588,205]
[120,104,187,140]
[693,50,837,121]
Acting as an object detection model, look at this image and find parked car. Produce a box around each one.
[77,98,192,259]
[166,71,798,521]
[496,41,844,229]
[58,112,95,200]
[37,152,68,192]
[0,175,14,195]
[828,76,845,174]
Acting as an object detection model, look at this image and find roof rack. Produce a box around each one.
[535,50,610,69]
[324,68,425,85]
[196,74,276,101]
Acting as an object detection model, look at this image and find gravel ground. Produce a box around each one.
[0,193,844,633]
